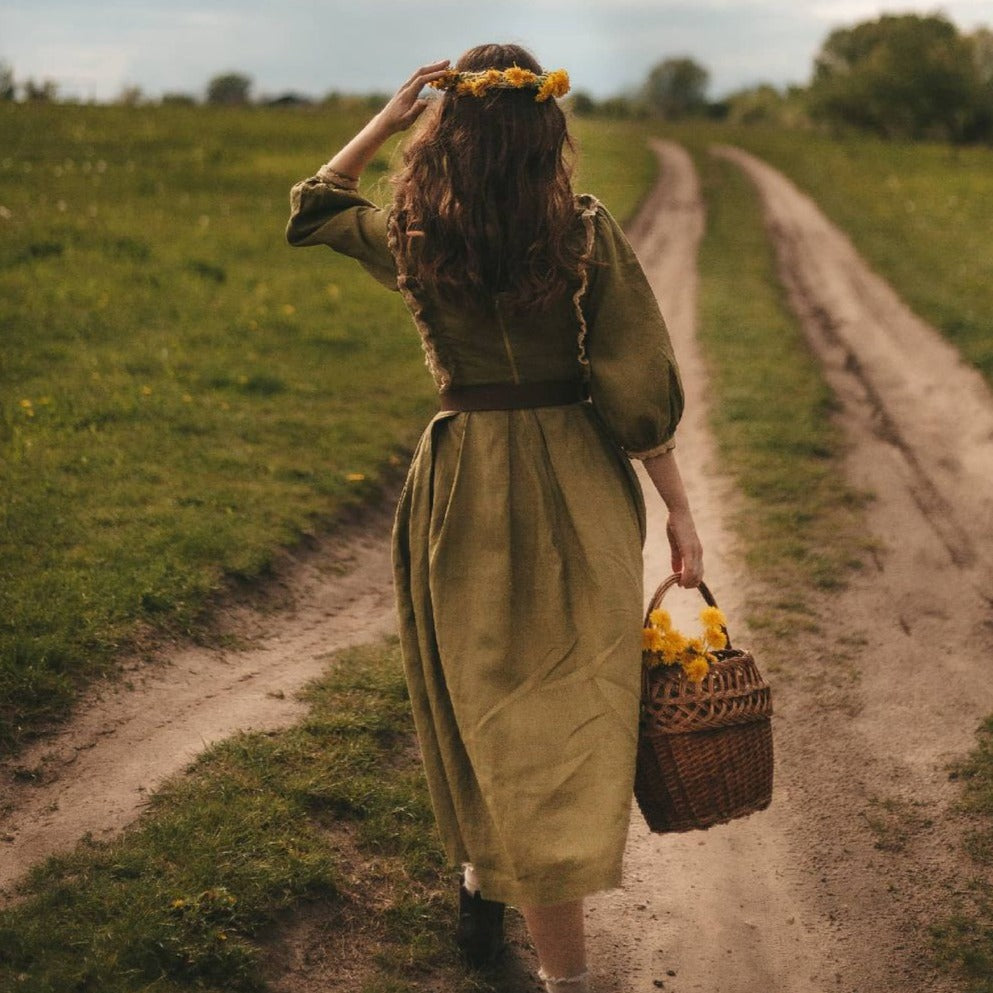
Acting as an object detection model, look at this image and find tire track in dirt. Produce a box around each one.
[707,144,993,993]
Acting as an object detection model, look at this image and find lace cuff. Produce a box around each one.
[315,162,359,190]
[626,437,676,461]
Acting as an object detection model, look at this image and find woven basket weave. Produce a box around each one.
[634,574,773,833]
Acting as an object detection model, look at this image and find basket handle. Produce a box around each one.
[643,573,734,651]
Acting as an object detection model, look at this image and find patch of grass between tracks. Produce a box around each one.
[0,641,486,993]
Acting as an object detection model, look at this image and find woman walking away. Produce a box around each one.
[286,43,703,993]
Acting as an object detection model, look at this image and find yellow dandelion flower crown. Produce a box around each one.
[429,66,570,103]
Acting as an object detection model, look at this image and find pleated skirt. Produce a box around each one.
[391,402,647,906]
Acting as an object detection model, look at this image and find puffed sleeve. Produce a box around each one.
[581,203,684,459]
[285,173,398,291]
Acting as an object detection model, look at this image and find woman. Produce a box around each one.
[286,43,703,993]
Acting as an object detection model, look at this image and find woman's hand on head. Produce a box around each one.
[376,59,451,135]
[666,508,703,589]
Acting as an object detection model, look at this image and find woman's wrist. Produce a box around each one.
[367,110,398,140]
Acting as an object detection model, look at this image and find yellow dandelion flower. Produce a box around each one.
[503,66,535,87]
[684,655,710,684]
[470,76,491,97]
[170,898,186,909]
[700,606,726,629]
[660,630,689,658]
[643,627,665,653]
[182,393,193,403]
[141,385,153,396]
[484,68,503,86]
[536,69,570,102]
[429,69,459,91]
[687,636,705,655]
[19,398,32,409]
[648,608,671,631]
[705,626,728,650]
[345,472,366,483]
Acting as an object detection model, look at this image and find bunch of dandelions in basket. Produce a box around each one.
[642,605,729,683]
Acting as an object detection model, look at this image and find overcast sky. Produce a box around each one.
[3,1,993,102]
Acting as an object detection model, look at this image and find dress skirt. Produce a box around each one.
[391,401,648,907]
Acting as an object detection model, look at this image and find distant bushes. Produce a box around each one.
[807,14,993,142]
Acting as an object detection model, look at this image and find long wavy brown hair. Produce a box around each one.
[390,43,582,313]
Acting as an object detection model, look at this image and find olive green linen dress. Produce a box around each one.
[287,171,683,906]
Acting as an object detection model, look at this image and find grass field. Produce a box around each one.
[0,102,655,754]
[6,106,993,989]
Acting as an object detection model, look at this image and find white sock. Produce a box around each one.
[538,967,591,993]
[462,862,481,895]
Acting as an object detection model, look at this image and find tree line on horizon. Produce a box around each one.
[2,13,992,144]
[616,13,993,145]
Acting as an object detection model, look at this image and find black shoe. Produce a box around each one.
[456,873,506,968]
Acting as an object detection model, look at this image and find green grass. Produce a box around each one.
[930,715,993,992]
[0,640,484,993]
[0,103,656,755]
[717,126,993,387]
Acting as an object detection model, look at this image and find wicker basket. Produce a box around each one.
[634,574,773,833]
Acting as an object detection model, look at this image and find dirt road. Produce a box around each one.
[3,139,992,993]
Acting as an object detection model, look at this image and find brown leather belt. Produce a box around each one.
[439,379,589,412]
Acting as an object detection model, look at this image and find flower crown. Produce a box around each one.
[429,66,570,102]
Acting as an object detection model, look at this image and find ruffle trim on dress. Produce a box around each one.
[572,194,600,377]
[386,214,454,391]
